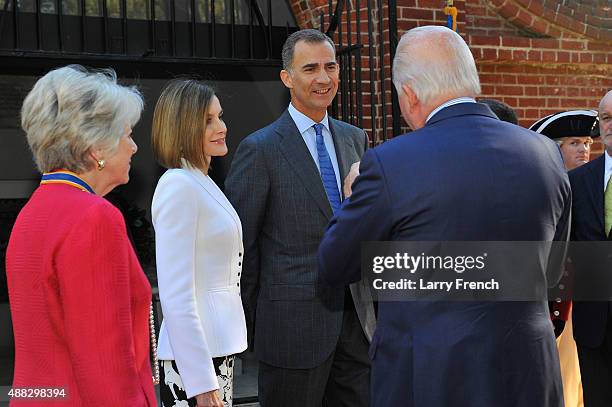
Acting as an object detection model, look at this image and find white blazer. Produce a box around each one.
[152,164,247,398]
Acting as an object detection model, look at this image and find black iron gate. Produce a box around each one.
[320,0,401,144]
[0,0,297,66]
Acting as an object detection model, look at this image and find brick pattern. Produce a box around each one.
[468,35,611,65]
[288,0,328,29]
[464,0,612,129]
[395,0,611,133]
[478,63,611,128]
[487,0,612,41]
[286,0,611,138]
[464,0,527,37]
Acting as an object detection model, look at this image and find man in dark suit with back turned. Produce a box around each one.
[225,29,374,406]
[319,26,570,406]
[569,89,612,406]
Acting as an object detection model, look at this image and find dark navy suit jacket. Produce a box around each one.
[569,155,612,348]
[225,110,372,369]
[318,102,570,407]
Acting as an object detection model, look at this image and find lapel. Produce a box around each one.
[276,110,333,219]
[183,166,243,234]
[329,118,355,193]
[585,155,605,235]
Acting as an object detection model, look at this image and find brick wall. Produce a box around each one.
[287,0,611,141]
[394,0,611,131]
[467,0,611,128]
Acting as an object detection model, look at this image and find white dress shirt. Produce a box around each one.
[288,103,342,194]
[604,150,612,191]
[426,97,477,124]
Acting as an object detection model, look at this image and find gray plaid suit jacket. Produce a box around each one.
[225,109,376,369]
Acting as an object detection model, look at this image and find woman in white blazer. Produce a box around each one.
[151,80,247,407]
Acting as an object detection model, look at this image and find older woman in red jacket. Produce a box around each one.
[6,65,156,406]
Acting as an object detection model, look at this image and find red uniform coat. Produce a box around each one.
[6,183,156,406]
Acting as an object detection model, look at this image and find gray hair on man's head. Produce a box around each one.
[21,65,143,173]
[281,29,336,71]
[392,26,481,106]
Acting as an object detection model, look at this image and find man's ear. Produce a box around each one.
[401,84,418,111]
[280,69,293,89]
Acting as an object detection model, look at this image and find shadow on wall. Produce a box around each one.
[0,70,290,205]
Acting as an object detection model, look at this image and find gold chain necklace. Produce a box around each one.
[149,302,160,385]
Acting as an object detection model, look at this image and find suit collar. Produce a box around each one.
[427,102,498,126]
[328,118,354,183]
[276,110,334,219]
[426,97,476,123]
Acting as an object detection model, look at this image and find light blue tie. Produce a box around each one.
[314,123,341,213]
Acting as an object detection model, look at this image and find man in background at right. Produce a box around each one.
[569,90,612,406]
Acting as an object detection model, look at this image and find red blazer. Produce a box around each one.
[6,184,156,406]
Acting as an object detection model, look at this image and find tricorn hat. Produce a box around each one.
[529,110,599,139]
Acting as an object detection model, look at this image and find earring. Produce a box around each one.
[97,159,105,170]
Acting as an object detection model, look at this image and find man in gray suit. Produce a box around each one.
[225,29,374,406]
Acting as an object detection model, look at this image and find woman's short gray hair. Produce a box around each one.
[21,65,144,173]
[392,26,481,106]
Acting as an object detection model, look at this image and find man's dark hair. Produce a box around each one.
[281,29,336,71]
[480,99,519,125]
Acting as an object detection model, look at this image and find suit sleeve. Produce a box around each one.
[225,136,270,347]
[547,167,573,326]
[152,174,218,398]
[363,130,370,153]
[56,202,149,407]
[319,148,393,286]
[547,168,572,288]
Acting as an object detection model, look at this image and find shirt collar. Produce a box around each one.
[288,103,330,134]
[605,149,612,173]
[426,97,477,124]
